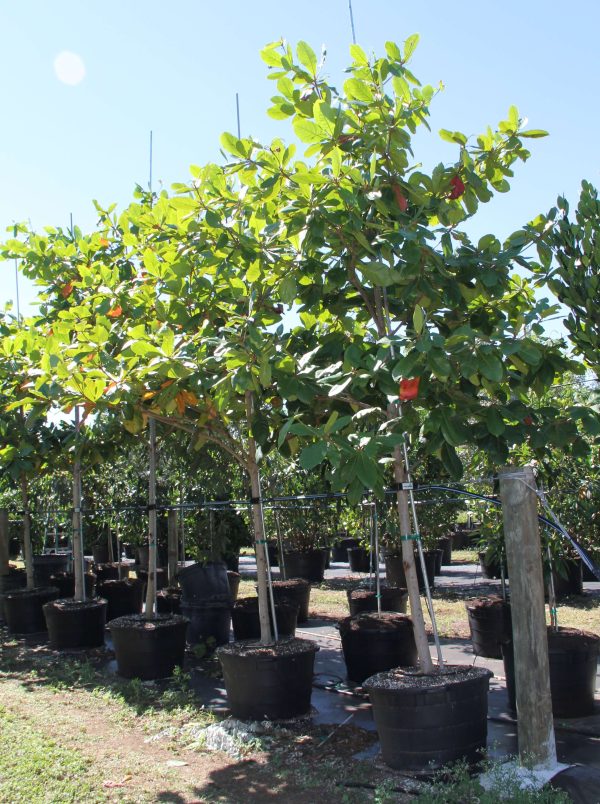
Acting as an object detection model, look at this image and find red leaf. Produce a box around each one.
[392,184,408,212]
[399,377,420,401]
[107,305,122,318]
[448,175,465,199]
[61,282,73,299]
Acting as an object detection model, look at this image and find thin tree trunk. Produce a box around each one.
[145,417,157,619]
[167,509,178,586]
[0,508,9,576]
[392,440,434,673]
[21,475,34,590]
[72,407,85,601]
[245,391,272,644]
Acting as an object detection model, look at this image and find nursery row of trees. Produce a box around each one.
[1,37,599,648]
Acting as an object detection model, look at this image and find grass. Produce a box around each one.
[0,704,105,803]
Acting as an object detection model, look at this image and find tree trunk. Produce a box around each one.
[392,441,434,673]
[72,407,85,601]
[21,474,34,590]
[246,391,272,644]
[0,508,9,576]
[145,417,157,619]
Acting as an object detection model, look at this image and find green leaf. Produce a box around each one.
[293,118,324,144]
[392,76,411,101]
[344,78,373,102]
[329,376,353,396]
[403,34,419,62]
[358,262,403,287]
[350,44,369,65]
[412,305,425,334]
[299,441,327,470]
[220,132,247,158]
[478,353,504,382]
[385,41,402,61]
[279,275,297,305]
[519,129,548,138]
[485,407,505,436]
[441,443,463,478]
[297,41,318,74]
[355,452,379,489]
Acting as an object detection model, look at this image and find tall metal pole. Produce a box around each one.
[72,405,86,601]
[348,0,357,44]
[146,418,158,618]
[149,130,153,193]
[235,93,241,139]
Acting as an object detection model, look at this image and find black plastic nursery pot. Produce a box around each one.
[364,665,493,771]
[331,537,359,563]
[478,551,507,581]
[92,543,110,565]
[232,597,298,641]
[227,571,241,602]
[438,535,453,567]
[180,597,231,648]
[266,541,279,567]
[3,586,60,634]
[466,597,511,660]
[338,612,418,684]
[177,561,229,601]
[582,561,600,582]
[346,586,408,617]
[551,559,584,598]
[109,613,189,680]
[97,578,144,621]
[138,567,167,592]
[0,568,27,622]
[217,637,319,720]
[348,547,372,573]
[8,536,21,559]
[49,571,96,599]
[502,626,600,718]
[94,563,120,583]
[385,550,436,592]
[43,597,107,650]
[33,554,70,586]
[156,587,182,615]
[271,578,311,624]
[282,549,327,584]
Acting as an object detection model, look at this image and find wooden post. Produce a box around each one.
[499,466,557,768]
[145,418,157,619]
[0,508,9,576]
[72,406,85,601]
[167,509,178,586]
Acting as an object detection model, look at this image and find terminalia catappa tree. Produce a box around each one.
[4,36,595,665]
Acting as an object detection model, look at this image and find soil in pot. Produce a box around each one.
[177,561,229,601]
[348,546,372,573]
[385,550,436,592]
[282,549,327,584]
[232,596,298,641]
[33,554,70,586]
[364,665,493,771]
[227,571,241,602]
[338,612,418,684]
[217,637,319,720]
[466,597,511,660]
[347,586,408,617]
[156,587,182,615]
[271,578,311,623]
[109,613,189,680]
[331,537,358,563]
[4,586,60,634]
[180,598,231,648]
[94,563,120,583]
[503,626,600,718]
[98,578,144,620]
[49,571,96,599]
[43,597,107,649]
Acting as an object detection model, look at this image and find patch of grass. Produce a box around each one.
[0,704,105,803]
[452,549,478,564]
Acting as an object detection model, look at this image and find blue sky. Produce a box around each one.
[1,0,598,332]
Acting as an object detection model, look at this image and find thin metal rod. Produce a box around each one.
[373,503,381,615]
[149,130,153,192]
[235,93,241,139]
[13,225,21,322]
[348,0,357,44]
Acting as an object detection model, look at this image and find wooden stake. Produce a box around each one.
[167,509,178,586]
[0,508,9,576]
[499,466,556,768]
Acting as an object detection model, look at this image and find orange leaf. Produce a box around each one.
[61,283,74,299]
[107,305,122,318]
[392,184,408,212]
[175,392,186,415]
[99,237,109,247]
[160,379,175,389]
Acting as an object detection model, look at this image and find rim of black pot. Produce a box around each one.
[217,636,319,658]
[363,664,493,691]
